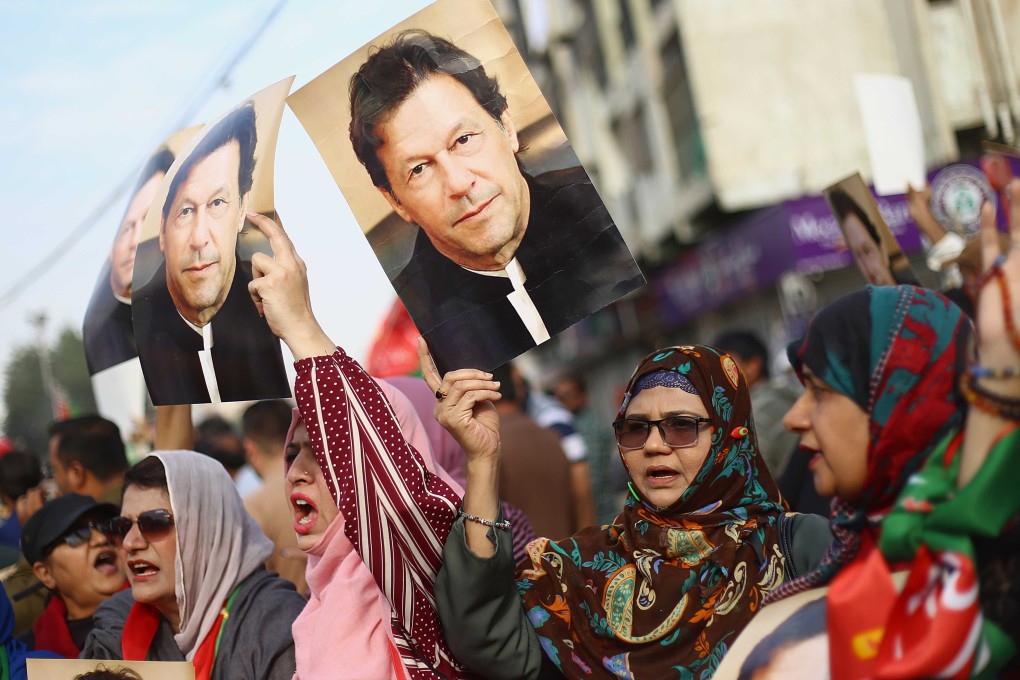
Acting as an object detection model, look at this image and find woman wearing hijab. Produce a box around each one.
[80,451,305,679]
[242,213,486,679]
[428,344,831,679]
[738,198,1020,677]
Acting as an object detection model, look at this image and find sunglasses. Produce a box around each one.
[43,520,113,557]
[612,416,712,450]
[106,509,175,546]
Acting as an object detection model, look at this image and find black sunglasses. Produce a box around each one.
[44,520,113,557]
[612,416,712,450]
[106,509,175,546]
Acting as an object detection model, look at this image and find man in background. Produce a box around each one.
[48,416,129,505]
[491,365,577,538]
[712,331,799,478]
[241,400,307,595]
[554,374,622,525]
[194,415,261,497]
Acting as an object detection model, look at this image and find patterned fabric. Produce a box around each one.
[631,370,697,397]
[765,286,969,604]
[873,427,1020,677]
[516,345,785,679]
[293,348,466,678]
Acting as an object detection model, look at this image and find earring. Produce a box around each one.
[627,482,641,502]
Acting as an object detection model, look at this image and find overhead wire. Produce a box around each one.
[0,0,289,313]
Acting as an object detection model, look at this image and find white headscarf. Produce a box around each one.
[152,450,273,659]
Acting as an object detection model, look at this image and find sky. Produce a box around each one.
[0,0,439,427]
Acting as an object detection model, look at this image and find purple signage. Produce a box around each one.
[654,206,796,326]
[655,180,927,326]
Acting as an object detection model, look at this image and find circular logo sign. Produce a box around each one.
[930,165,996,235]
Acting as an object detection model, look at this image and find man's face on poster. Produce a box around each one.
[375,73,530,272]
[840,211,895,287]
[159,141,248,326]
[111,172,163,299]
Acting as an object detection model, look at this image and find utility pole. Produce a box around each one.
[29,312,60,420]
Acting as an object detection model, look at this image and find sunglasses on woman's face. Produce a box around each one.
[612,416,713,450]
[44,521,112,557]
[106,509,175,546]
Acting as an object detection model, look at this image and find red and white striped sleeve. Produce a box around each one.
[293,347,466,677]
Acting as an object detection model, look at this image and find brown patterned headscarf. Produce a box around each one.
[516,345,785,678]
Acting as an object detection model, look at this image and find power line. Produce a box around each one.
[0,0,289,313]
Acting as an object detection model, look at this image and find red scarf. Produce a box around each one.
[122,601,227,680]
[33,597,80,658]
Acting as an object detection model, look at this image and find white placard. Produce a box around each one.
[854,73,926,196]
[91,357,147,443]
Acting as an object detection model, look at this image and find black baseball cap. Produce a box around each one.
[21,494,118,564]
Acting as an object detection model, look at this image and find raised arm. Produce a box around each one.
[418,339,502,557]
[958,182,1020,486]
[246,212,465,675]
[420,342,558,679]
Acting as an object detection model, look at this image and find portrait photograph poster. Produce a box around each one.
[131,77,294,406]
[288,0,645,374]
[27,658,194,680]
[84,126,201,440]
[84,125,203,378]
[824,172,919,288]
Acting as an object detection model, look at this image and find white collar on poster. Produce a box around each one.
[464,257,550,345]
[178,311,221,403]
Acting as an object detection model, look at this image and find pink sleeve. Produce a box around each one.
[292,348,463,675]
[378,378,465,497]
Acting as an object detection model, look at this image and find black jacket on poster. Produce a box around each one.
[394,166,645,374]
[134,254,291,405]
[82,271,137,375]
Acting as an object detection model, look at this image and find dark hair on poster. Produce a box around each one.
[162,102,258,224]
[349,30,507,191]
[828,189,880,245]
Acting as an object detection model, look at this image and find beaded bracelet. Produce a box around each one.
[459,510,511,531]
[968,364,1020,379]
[961,372,1020,420]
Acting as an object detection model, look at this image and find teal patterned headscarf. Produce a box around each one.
[766,285,969,603]
[517,345,785,679]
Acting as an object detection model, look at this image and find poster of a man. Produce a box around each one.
[82,128,197,376]
[824,173,918,288]
[27,658,194,680]
[289,0,644,373]
[132,78,294,405]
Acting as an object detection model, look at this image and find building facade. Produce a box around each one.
[492,0,1020,419]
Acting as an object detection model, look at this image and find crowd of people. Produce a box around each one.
[0,189,1014,678]
[4,29,1020,680]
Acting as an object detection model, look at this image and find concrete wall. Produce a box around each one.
[675,0,961,210]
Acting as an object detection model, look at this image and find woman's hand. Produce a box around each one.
[247,212,335,360]
[959,180,1020,486]
[975,180,1020,383]
[418,338,502,462]
[419,338,504,557]
[906,183,948,243]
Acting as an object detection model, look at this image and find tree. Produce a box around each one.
[50,327,97,415]
[2,326,96,456]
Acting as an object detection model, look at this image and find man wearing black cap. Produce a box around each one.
[19,494,124,656]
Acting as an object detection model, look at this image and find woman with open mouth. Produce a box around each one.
[81,451,306,679]
[429,343,833,679]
